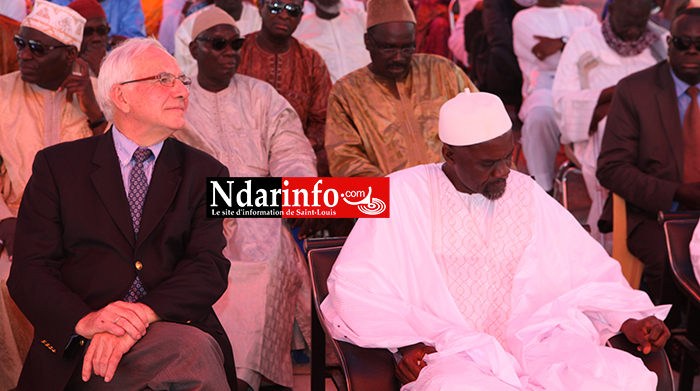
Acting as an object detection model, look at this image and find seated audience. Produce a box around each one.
[325,0,476,178]
[174,0,261,75]
[447,0,481,66]
[8,37,236,390]
[512,0,598,192]
[598,8,700,327]
[68,0,110,77]
[293,0,371,84]
[0,14,20,75]
[552,0,667,243]
[48,0,147,46]
[238,0,333,176]
[322,91,671,391]
[177,9,318,391]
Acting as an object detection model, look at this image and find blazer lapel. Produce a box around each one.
[136,138,182,249]
[655,62,684,178]
[90,129,136,247]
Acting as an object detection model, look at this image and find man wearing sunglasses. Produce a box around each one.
[238,0,333,177]
[598,7,700,335]
[68,0,110,77]
[173,0,261,75]
[325,0,476,178]
[551,0,667,246]
[178,8,318,391]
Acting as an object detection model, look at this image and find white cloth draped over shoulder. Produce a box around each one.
[174,75,316,391]
[293,7,371,84]
[321,164,670,390]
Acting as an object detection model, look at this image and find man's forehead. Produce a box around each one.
[18,26,63,46]
[133,48,182,77]
[671,15,700,37]
[369,22,415,43]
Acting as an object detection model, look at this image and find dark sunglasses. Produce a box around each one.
[13,35,71,57]
[671,36,700,52]
[84,24,111,37]
[196,36,246,51]
[266,1,303,18]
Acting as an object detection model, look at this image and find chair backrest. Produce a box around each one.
[307,244,401,391]
[664,218,700,308]
[612,193,644,289]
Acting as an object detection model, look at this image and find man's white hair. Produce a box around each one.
[97,37,171,123]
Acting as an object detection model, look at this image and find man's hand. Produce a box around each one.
[0,217,16,257]
[589,86,616,135]
[532,36,564,61]
[620,316,670,354]
[59,58,103,124]
[75,301,152,341]
[82,332,138,383]
[396,343,437,384]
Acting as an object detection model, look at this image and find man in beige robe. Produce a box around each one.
[174,8,317,391]
[0,2,106,390]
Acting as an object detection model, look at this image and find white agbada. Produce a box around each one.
[293,6,371,84]
[551,23,666,241]
[512,5,597,191]
[173,3,261,76]
[174,75,317,391]
[322,164,670,391]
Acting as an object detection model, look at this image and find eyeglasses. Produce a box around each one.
[367,34,416,57]
[196,36,246,51]
[84,24,111,37]
[671,36,700,52]
[120,72,192,89]
[13,35,71,57]
[265,1,303,18]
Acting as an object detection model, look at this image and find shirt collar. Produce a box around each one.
[670,66,700,99]
[112,126,164,166]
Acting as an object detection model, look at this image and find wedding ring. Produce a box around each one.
[114,316,121,324]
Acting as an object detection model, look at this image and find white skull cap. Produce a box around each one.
[439,90,512,146]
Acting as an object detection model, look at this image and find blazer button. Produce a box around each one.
[79,339,85,346]
[135,261,143,270]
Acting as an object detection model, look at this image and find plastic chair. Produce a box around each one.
[663,215,700,391]
[306,239,400,391]
[612,193,645,289]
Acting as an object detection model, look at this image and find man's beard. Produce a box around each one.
[314,0,343,14]
[483,179,507,200]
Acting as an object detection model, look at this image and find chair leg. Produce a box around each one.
[311,305,327,391]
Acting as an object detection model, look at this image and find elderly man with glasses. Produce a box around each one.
[174,7,318,391]
[237,0,333,177]
[324,0,477,179]
[7,35,237,390]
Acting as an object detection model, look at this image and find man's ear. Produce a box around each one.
[189,40,199,60]
[110,84,130,114]
[442,144,455,165]
[364,32,370,51]
[65,45,79,65]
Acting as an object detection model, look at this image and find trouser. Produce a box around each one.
[521,106,560,192]
[67,322,230,391]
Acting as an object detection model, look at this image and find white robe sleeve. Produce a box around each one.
[690,220,700,283]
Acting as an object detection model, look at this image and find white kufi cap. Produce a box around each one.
[439,90,512,146]
[21,0,86,48]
